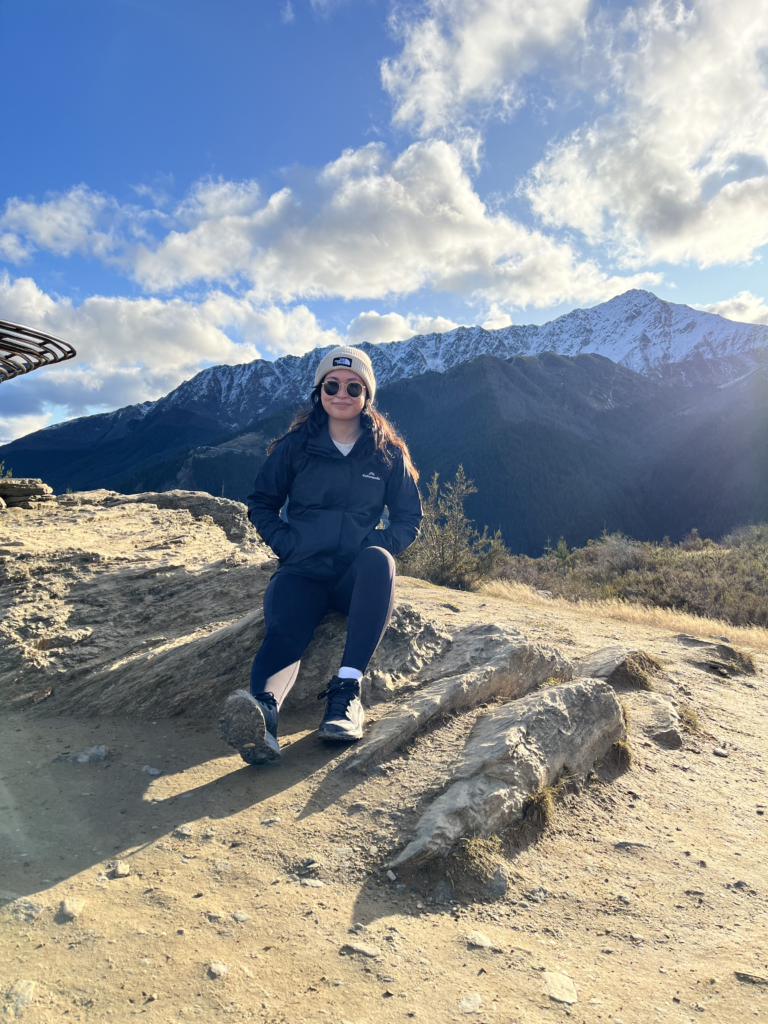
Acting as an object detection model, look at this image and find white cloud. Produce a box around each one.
[700,290,768,326]
[6,142,657,309]
[481,303,513,329]
[382,0,589,137]
[281,1,295,24]
[0,184,149,263]
[0,273,342,440]
[347,310,460,343]
[524,0,768,268]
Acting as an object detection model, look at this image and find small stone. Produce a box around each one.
[233,911,251,923]
[465,930,493,949]
[340,942,381,958]
[713,747,729,758]
[207,961,230,979]
[112,860,131,878]
[300,879,325,888]
[396,884,406,892]
[72,745,109,764]
[4,980,36,1014]
[202,829,216,839]
[458,992,482,1013]
[260,817,281,825]
[60,898,84,920]
[543,971,578,1005]
[617,894,631,905]
[368,845,379,856]
[142,765,162,775]
[174,825,193,838]
[386,870,397,881]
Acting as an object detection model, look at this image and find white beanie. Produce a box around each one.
[313,345,376,401]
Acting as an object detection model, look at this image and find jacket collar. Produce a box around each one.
[306,420,368,459]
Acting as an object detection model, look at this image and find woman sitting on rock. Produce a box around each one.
[218,346,422,766]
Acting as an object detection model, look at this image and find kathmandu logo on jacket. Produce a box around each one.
[362,472,381,481]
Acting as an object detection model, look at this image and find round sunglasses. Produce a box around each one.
[321,379,366,398]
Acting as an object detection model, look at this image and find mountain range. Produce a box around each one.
[3,288,768,554]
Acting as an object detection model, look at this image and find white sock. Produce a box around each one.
[337,666,363,681]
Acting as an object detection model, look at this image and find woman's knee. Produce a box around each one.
[356,545,395,575]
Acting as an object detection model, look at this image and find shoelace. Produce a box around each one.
[252,691,278,711]
[317,679,359,718]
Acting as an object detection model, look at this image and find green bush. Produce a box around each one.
[397,466,510,590]
[0,461,12,479]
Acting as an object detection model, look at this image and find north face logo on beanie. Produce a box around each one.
[333,356,352,367]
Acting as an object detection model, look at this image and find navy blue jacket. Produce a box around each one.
[247,422,422,580]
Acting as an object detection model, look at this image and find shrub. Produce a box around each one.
[397,466,510,590]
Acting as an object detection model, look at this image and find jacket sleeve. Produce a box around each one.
[246,437,296,558]
[363,451,423,556]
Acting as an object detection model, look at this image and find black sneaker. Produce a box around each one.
[217,690,280,765]
[317,676,365,741]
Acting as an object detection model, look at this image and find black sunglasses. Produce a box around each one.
[321,379,365,398]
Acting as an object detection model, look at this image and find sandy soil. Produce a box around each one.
[2,504,768,1024]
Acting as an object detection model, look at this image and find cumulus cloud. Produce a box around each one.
[481,303,514,329]
[700,291,768,326]
[0,273,342,440]
[524,0,768,268]
[382,0,588,137]
[0,184,150,263]
[347,310,460,344]
[4,142,659,309]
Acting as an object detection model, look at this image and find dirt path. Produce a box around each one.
[2,504,768,1022]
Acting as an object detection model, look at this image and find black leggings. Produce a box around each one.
[250,546,396,706]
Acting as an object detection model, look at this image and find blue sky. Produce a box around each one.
[2,0,768,439]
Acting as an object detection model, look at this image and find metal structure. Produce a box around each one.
[0,318,76,383]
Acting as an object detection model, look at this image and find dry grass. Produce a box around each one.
[678,702,701,734]
[480,580,768,653]
[526,782,561,826]
[610,738,634,768]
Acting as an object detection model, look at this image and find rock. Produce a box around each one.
[0,496,5,510]
[713,747,729,758]
[677,635,756,677]
[232,911,251,923]
[543,971,578,1004]
[575,646,660,689]
[340,942,381,958]
[8,899,43,923]
[207,961,231,979]
[112,860,131,878]
[0,478,53,498]
[431,879,453,904]
[59,898,84,920]
[174,825,193,838]
[478,866,509,899]
[735,971,768,986]
[53,745,110,765]
[386,870,397,881]
[346,640,572,771]
[142,765,162,775]
[458,992,482,1013]
[3,979,36,1016]
[107,490,253,543]
[300,879,325,888]
[390,679,625,867]
[622,692,683,748]
[465,930,493,949]
[261,817,281,825]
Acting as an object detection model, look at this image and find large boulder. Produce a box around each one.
[390,679,625,867]
[622,691,683,748]
[105,490,254,543]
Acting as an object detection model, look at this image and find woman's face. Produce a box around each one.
[320,367,367,422]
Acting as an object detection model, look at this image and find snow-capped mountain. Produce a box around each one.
[134,289,768,432]
[13,289,768,450]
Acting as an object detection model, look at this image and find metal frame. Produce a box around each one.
[0,318,76,383]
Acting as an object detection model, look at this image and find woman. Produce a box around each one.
[217,345,422,766]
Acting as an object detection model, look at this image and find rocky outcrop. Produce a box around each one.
[104,490,255,543]
[0,478,55,509]
[346,633,572,771]
[390,679,626,867]
[677,634,756,677]
[575,645,662,690]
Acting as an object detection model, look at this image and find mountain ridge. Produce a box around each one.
[10,289,768,455]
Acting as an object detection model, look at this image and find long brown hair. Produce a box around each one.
[266,386,419,483]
